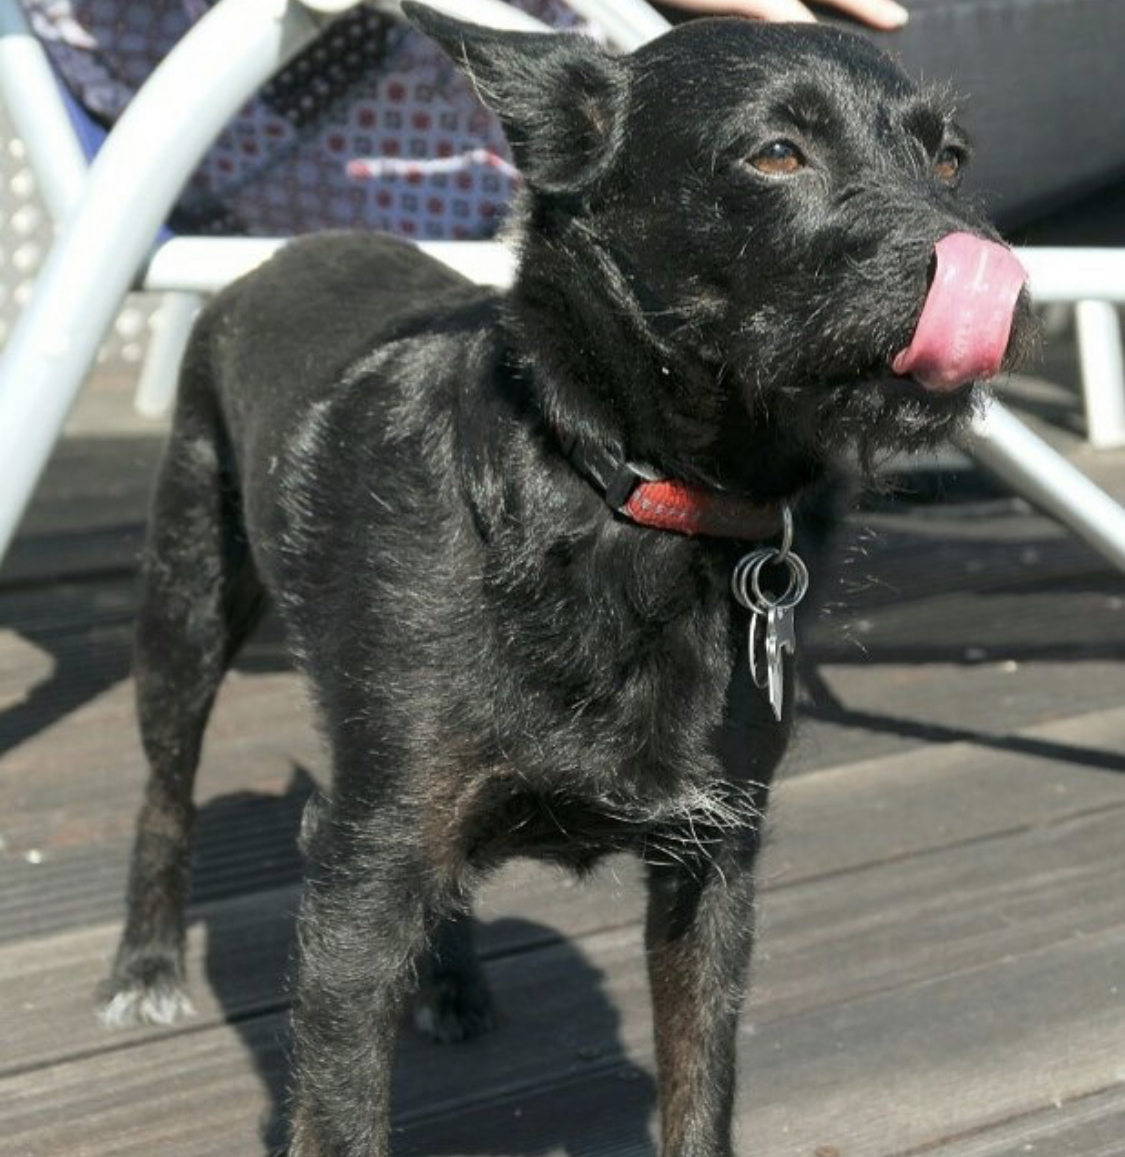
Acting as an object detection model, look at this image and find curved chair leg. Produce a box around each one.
[133,292,204,419]
[1075,300,1125,449]
[0,0,323,563]
[962,397,1125,571]
[0,0,88,220]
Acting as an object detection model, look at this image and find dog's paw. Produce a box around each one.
[413,977,494,1044]
[97,960,195,1029]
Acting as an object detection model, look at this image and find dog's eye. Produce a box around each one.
[749,140,805,176]
[935,146,963,183]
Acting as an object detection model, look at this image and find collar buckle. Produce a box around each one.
[604,460,660,512]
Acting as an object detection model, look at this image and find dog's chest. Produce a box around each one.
[483,566,783,791]
[462,767,765,872]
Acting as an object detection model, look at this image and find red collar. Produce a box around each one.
[562,436,784,541]
[622,477,783,539]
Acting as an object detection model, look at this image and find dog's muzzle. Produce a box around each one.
[892,232,1029,392]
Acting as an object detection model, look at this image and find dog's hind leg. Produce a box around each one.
[644,834,760,1157]
[414,907,494,1043]
[100,362,264,1028]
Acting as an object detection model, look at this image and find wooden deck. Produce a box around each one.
[2,359,1124,1157]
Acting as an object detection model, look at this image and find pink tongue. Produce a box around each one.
[892,232,1028,392]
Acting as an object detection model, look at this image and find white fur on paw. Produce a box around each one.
[99,983,195,1029]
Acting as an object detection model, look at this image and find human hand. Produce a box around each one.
[658,0,909,30]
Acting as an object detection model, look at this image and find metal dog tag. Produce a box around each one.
[732,508,809,723]
[764,604,796,721]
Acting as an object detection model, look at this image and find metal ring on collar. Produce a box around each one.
[732,548,809,612]
[750,549,808,610]
[731,548,775,610]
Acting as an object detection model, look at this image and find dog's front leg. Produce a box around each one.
[645,833,759,1157]
[288,812,462,1157]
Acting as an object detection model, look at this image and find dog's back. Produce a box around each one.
[175,232,497,592]
[187,231,483,458]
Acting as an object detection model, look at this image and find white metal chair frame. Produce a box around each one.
[1,0,1124,570]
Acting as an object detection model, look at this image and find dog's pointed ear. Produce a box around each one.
[402,2,625,195]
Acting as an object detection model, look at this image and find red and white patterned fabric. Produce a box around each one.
[23,0,595,239]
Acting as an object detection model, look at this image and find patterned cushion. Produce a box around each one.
[23,0,590,238]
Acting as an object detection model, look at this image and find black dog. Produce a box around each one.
[100,7,1031,1156]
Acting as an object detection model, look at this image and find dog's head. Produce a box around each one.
[405,6,1034,491]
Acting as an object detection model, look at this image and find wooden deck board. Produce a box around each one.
[906,1085,1125,1157]
[6,834,1125,1157]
